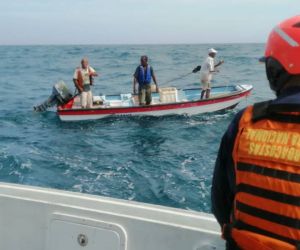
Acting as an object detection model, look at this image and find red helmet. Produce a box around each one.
[262,16,300,94]
[265,15,300,74]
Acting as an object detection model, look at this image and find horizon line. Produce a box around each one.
[0,42,265,46]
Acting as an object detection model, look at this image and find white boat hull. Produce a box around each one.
[0,182,224,250]
[59,96,243,121]
[58,85,252,121]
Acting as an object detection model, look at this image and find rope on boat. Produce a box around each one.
[160,65,202,87]
[161,72,194,86]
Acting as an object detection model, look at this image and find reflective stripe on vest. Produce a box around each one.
[231,105,300,249]
[138,65,151,85]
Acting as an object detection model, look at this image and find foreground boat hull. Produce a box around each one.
[58,85,252,121]
[0,182,224,250]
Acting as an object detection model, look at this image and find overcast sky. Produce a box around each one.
[0,0,299,45]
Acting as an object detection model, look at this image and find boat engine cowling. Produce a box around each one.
[34,81,73,112]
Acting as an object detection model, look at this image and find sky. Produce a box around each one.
[0,0,299,45]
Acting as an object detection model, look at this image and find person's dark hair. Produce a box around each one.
[140,55,148,62]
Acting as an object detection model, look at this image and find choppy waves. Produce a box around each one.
[0,44,271,213]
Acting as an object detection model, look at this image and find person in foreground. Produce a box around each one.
[73,58,98,109]
[211,15,300,250]
[133,55,158,105]
[200,48,224,99]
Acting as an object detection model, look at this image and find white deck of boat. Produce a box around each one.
[0,182,225,250]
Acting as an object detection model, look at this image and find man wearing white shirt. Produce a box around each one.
[200,48,224,99]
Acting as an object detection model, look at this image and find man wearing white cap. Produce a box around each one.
[200,48,224,99]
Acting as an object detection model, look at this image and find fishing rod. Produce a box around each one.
[160,65,201,86]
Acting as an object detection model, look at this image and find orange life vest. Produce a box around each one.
[76,67,93,90]
[226,101,300,250]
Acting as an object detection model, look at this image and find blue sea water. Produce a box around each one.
[0,44,275,213]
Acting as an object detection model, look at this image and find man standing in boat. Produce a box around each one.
[200,48,224,99]
[73,58,98,109]
[133,55,159,105]
[211,16,300,250]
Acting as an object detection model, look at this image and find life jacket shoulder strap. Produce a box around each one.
[268,103,300,113]
[252,100,272,122]
[252,101,300,123]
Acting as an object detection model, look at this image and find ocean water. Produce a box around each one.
[0,44,274,213]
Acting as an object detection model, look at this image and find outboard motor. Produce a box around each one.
[34,81,73,112]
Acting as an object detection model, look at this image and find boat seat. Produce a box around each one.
[159,87,178,103]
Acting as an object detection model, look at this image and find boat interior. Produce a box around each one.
[70,85,241,109]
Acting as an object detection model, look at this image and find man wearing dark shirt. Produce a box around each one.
[133,55,158,105]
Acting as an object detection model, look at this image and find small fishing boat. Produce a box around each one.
[57,84,252,121]
[34,82,252,121]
